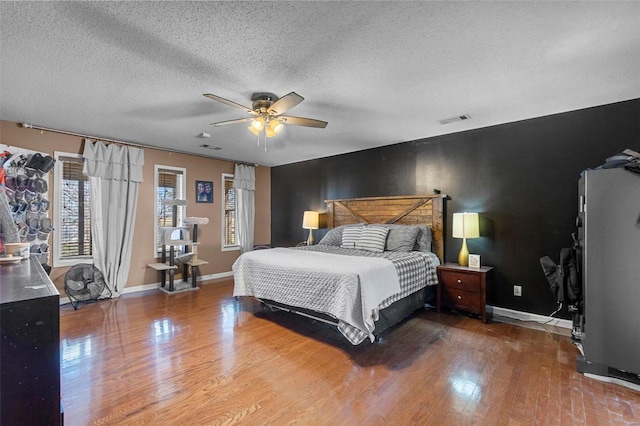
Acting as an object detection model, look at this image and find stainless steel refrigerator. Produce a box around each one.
[576,167,640,384]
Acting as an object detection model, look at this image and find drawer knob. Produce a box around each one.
[457,279,462,285]
[457,295,462,300]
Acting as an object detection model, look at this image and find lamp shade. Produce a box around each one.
[265,119,284,138]
[247,124,261,136]
[452,212,480,239]
[250,116,265,131]
[302,211,319,229]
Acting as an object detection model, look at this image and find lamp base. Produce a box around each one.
[306,229,315,246]
[458,238,469,266]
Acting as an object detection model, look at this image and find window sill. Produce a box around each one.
[54,256,93,268]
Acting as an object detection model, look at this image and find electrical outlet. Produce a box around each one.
[514,285,522,297]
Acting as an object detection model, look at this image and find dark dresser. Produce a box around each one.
[1,257,61,426]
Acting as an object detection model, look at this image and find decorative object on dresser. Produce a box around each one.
[452,212,479,266]
[468,254,481,268]
[302,210,319,245]
[437,262,493,323]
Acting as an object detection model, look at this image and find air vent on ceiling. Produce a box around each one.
[199,144,222,150]
[438,114,471,125]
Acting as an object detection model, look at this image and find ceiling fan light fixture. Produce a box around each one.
[248,125,262,136]
[272,120,284,134]
[265,126,276,138]
[265,119,284,138]
[250,116,265,131]
[205,91,326,142]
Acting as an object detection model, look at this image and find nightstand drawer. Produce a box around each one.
[439,271,481,293]
[443,288,482,312]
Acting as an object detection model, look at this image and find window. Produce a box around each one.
[222,173,238,250]
[154,165,186,257]
[53,152,92,267]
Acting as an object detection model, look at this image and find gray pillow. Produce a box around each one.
[385,225,421,252]
[414,225,432,252]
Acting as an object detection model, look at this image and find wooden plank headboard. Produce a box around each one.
[324,194,446,262]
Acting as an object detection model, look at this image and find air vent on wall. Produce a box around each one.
[199,144,222,150]
[438,114,471,125]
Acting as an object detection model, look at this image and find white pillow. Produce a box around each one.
[341,226,363,249]
[356,225,389,252]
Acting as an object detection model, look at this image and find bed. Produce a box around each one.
[232,194,446,344]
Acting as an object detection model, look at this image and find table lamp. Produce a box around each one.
[452,212,479,266]
[302,211,319,245]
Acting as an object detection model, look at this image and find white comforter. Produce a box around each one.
[233,247,400,343]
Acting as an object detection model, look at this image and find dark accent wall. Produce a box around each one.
[271,99,640,317]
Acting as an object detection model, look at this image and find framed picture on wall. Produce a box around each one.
[196,180,213,203]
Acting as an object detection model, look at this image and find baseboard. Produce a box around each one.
[584,373,640,392]
[198,271,234,282]
[490,305,573,329]
[59,271,234,305]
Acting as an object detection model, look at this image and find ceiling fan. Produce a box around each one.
[203,92,328,138]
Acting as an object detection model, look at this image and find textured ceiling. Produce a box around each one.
[1,1,639,167]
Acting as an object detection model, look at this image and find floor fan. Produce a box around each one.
[64,263,110,309]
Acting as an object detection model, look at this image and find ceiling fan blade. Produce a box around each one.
[278,116,328,128]
[210,117,254,126]
[268,92,304,115]
[203,93,256,115]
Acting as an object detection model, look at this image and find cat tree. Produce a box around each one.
[147,200,209,293]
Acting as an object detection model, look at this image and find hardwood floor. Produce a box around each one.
[60,279,640,425]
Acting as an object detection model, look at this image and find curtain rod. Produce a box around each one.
[20,122,258,167]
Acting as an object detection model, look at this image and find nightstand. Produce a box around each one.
[437,262,494,323]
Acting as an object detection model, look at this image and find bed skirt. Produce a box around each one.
[258,286,433,341]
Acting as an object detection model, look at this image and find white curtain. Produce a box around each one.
[83,140,144,296]
[233,164,255,254]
